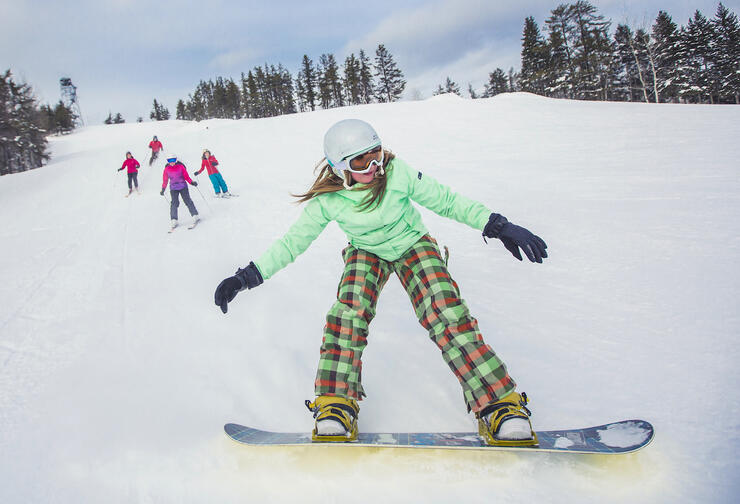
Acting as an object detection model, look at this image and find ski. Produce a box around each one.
[188,218,200,230]
[224,419,654,454]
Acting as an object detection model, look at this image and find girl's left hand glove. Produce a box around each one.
[214,262,263,314]
[483,213,548,263]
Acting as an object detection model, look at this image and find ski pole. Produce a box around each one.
[193,183,212,214]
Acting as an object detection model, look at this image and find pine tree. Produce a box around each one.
[242,71,259,118]
[150,99,170,121]
[679,10,716,103]
[53,101,76,133]
[569,1,614,100]
[652,11,682,103]
[483,69,509,97]
[211,77,227,118]
[442,76,461,95]
[373,44,406,102]
[318,54,343,108]
[358,49,375,104]
[295,77,307,112]
[712,3,740,103]
[191,83,209,121]
[343,54,362,105]
[519,16,550,94]
[277,64,297,115]
[545,4,578,98]
[468,83,479,99]
[176,99,188,120]
[113,112,125,124]
[0,70,49,175]
[297,55,318,111]
[614,24,650,102]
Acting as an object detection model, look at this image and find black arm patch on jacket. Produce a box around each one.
[418,171,423,180]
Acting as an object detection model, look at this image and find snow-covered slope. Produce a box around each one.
[1,94,738,503]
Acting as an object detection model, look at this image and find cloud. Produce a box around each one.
[208,48,263,70]
[337,0,548,99]
[342,1,546,70]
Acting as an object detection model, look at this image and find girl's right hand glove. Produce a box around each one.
[483,213,548,263]
[214,262,264,314]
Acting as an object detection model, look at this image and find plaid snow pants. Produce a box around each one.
[315,235,516,413]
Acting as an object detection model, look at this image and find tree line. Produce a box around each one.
[512,1,739,104]
[171,44,406,121]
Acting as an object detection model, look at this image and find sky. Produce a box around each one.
[2,0,738,124]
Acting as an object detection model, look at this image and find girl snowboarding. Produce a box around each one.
[118,151,140,196]
[160,154,200,230]
[194,149,231,197]
[213,119,548,446]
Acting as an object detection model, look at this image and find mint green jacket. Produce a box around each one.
[254,157,492,280]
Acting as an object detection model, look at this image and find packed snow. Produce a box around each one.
[1,93,738,503]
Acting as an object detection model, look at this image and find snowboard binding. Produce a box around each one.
[476,391,539,447]
[305,396,360,442]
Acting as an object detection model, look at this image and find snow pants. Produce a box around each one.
[208,172,229,194]
[169,186,198,220]
[127,172,139,189]
[315,235,516,413]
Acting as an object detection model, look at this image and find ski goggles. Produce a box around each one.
[166,157,177,163]
[334,146,384,174]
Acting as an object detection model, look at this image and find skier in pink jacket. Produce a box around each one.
[160,154,199,229]
[117,151,140,196]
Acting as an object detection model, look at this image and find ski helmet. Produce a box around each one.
[166,153,177,163]
[323,119,382,180]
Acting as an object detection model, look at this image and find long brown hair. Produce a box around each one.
[293,150,395,212]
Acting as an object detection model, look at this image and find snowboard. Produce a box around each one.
[224,419,653,454]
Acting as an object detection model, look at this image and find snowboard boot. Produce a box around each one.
[305,396,359,442]
[476,391,538,447]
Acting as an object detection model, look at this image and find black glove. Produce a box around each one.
[117,168,123,171]
[214,262,264,314]
[160,188,165,196]
[483,213,548,263]
[191,180,198,186]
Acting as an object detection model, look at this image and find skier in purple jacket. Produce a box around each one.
[160,154,199,229]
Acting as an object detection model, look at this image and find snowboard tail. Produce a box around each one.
[224,419,653,454]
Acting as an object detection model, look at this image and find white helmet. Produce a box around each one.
[323,119,382,180]
[165,153,178,163]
